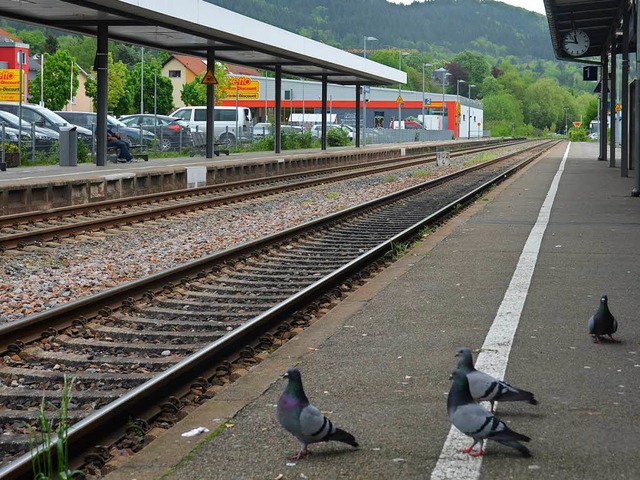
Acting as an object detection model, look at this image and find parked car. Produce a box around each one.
[252,122,272,139]
[310,124,353,139]
[0,110,59,150]
[310,124,334,138]
[0,125,31,146]
[0,102,93,145]
[118,114,191,151]
[389,120,424,130]
[336,124,354,139]
[55,111,156,147]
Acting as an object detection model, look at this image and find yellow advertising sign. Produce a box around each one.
[0,69,23,101]
[222,76,260,99]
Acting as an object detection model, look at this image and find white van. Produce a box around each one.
[170,106,252,146]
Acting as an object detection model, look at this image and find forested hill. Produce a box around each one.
[205,0,552,60]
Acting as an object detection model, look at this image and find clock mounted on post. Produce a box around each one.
[563,29,590,56]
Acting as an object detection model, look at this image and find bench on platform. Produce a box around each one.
[107,134,149,163]
[189,131,230,157]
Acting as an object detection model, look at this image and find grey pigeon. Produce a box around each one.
[456,347,538,413]
[277,367,358,460]
[448,368,531,457]
[588,294,619,343]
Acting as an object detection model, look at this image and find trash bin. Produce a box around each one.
[59,125,78,167]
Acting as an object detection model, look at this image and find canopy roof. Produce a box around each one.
[0,0,405,86]
[543,0,628,62]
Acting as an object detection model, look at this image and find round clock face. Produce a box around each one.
[563,29,590,56]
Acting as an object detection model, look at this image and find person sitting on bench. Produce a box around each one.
[107,128,133,162]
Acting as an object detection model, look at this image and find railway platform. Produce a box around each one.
[98,140,640,480]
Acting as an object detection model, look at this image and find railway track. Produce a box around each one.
[0,140,558,479]
[0,140,527,252]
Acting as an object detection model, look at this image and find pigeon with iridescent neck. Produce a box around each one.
[276,367,358,460]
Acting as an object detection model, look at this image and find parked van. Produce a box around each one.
[170,106,252,146]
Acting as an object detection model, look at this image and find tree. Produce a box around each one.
[84,53,132,116]
[128,59,174,114]
[482,93,524,129]
[28,49,79,110]
[522,78,571,131]
[43,33,58,55]
[180,62,230,106]
[18,29,46,55]
[57,35,97,72]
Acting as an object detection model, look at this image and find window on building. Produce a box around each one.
[168,70,181,78]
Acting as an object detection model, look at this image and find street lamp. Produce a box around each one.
[564,106,569,136]
[467,84,476,139]
[363,36,378,59]
[35,53,45,107]
[363,36,377,146]
[422,63,432,124]
[398,51,410,127]
[456,79,466,138]
[433,67,450,130]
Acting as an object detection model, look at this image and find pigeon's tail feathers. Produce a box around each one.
[489,426,531,444]
[495,439,531,457]
[498,387,538,405]
[326,428,359,448]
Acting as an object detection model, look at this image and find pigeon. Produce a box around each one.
[276,367,358,460]
[588,294,619,343]
[455,347,538,413]
[448,368,531,458]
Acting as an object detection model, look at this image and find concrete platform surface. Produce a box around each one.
[103,141,639,480]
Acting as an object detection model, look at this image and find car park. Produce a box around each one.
[0,102,93,145]
[0,110,59,150]
[118,114,191,151]
[55,111,156,147]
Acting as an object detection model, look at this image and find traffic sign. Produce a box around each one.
[201,70,218,85]
[573,121,582,127]
[396,95,404,104]
[615,103,621,112]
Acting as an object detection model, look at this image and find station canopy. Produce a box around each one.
[0,0,404,86]
[544,0,628,61]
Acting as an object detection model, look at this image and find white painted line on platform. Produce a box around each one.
[431,142,571,479]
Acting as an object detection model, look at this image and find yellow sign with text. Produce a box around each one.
[0,69,23,101]
[221,76,260,99]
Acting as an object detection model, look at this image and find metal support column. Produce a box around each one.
[610,42,616,168]
[275,66,282,154]
[599,53,608,162]
[95,24,108,167]
[206,49,215,159]
[621,13,629,177]
[633,1,640,196]
[321,77,327,151]
[355,84,361,148]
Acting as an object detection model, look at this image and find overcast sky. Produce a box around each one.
[386,0,546,16]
